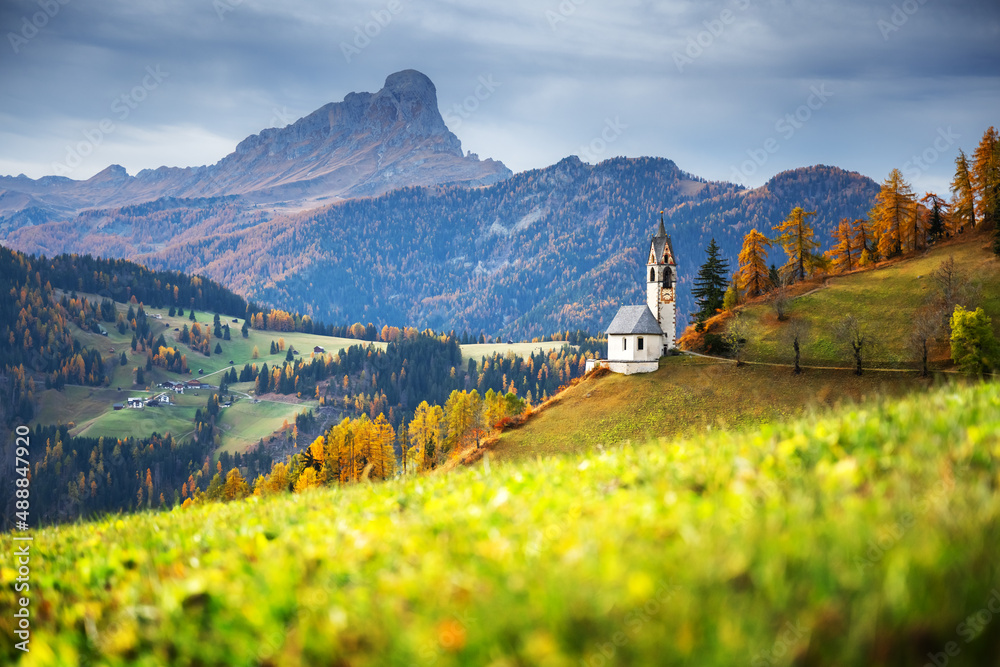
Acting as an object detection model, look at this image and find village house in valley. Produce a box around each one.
[602,215,678,375]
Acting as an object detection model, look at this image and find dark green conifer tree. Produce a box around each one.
[690,238,730,323]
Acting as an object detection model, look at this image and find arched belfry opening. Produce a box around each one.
[662,268,672,289]
[649,267,656,282]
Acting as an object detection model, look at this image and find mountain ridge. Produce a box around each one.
[0,157,877,337]
[0,69,511,217]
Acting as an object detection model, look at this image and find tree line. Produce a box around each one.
[685,125,1000,375]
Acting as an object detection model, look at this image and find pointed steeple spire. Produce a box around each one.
[657,211,666,237]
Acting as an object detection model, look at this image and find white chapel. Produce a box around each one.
[603,214,678,374]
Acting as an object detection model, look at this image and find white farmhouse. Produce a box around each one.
[603,215,678,375]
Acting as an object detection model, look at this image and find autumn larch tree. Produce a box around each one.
[223,468,250,501]
[772,207,819,283]
[736,229,773,298]
[828,218,857,274]
[408,401,443,471]
[971,126,1000,230]
[691,238,730,324]
[871,168,918,257]
[950,149,976,234]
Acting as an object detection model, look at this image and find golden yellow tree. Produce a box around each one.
[828,218,857,274]
[970,126,1000,228]
[736,229,772,298]
[293,467,320,493]
[871,168,918,257]
[255,461,289,496]
[223,468,249,501]
[772,207,819,283]
[372,413,396,480]
[950,149,976,233]
[408,401,442,472]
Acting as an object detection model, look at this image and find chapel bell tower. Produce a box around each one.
[646,212,677,351]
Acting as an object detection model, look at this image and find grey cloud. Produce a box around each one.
[0,0,996,194]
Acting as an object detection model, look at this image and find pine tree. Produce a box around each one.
[950,149,976,234]
[736,229,772,298]
[691,238,730,322]
[772,207,819,282]
[828,218,856,274]
[871,168,918,257]
[920,193,949,243]
[768,263,780,289]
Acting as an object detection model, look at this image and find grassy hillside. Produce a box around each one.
[490,355,930,463]
[3,380,998,665]
[736,235,1000,368]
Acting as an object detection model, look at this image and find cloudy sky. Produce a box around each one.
[1,0,997,195]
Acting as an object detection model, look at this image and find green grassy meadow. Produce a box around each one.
[3,380,998,665]
[737,235,1000,368]
[460,341,570,363]
[215,400,310,455]
[491,355,931,463]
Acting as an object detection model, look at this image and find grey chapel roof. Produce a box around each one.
[606,306,664,335]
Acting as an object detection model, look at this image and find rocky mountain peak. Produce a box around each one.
[0,70,511,215]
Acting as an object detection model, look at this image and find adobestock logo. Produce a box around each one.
[902,126,960,182]
[577,117,628,164]
[7,0,71,54]
[729,84,833,184]
[672,0,752,73]
[442,75,501,131]
[51,65,169,176]
[340,0,407,64]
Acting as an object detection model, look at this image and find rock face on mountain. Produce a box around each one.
[0,70,511,218]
